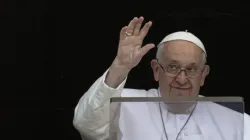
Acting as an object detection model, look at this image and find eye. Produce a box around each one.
[187,67,198,71]
[168,65,178,70]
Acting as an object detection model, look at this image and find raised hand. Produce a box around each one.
[113,17,155,71]
[106,17,155,88]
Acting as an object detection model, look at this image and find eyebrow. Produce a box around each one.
[167,60,199,66]
[189,63,199,66]
[168,60,179,64]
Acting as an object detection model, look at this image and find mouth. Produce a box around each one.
[169,86,192,96]
[170,86,191,90]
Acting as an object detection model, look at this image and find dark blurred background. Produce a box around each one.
[1,1,249,140]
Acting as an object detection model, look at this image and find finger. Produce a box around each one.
[133,16,144,36]
[126,17,139,35]
[120,26,128,40]
[139,43,155,57]
[139,21,152,39]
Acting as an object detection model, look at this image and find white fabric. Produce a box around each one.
[73,69,250,140]
[156,105,202,140]
[163,110,202,139]
[157,31,207,57]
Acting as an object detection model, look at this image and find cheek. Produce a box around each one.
[189,79,202,92]
[159,74,172,85]
[196,75,204,86]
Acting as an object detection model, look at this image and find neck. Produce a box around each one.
[165,102,197,114]
[156,89,198,114]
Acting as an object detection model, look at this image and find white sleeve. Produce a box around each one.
[73,69,127,140]
[244,113,250,140]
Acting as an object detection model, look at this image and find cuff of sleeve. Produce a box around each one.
[101,68,127,91]
[91,68,127,109]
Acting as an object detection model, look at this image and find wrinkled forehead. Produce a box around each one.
[160,40,205,65]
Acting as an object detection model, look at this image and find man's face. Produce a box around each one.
[151,40,210,98]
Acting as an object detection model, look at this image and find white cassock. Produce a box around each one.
[73,69,250,140]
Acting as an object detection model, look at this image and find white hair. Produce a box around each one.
[156,44,207,65]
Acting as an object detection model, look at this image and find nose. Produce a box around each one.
[175,70,188,85]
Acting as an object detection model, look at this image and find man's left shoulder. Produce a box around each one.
[208,102,244,120]
[244,112,250,140]
[199,95,243,118]
[244,112,250,124]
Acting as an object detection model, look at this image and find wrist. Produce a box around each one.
[111,59,131,74]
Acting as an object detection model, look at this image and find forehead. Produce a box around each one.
[161,40,204,65]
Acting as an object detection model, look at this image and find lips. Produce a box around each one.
[174,87,190,90]
[169,86,192,96]
[170,85,191,90]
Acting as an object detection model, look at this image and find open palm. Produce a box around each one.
[115,17,155,70]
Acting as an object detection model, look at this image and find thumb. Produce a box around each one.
[140,43,155,57]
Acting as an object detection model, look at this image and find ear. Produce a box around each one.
[151,59,160,82]
[200,65,210,86]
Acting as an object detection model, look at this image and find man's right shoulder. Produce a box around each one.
[120,88,158,97]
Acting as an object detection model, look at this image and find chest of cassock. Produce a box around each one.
[110,102,243,140]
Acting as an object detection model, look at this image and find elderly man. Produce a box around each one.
[73,17,250,140]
